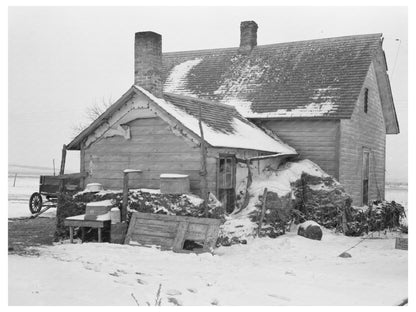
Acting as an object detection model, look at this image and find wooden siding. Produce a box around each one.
[261,120,340,178]
[83,117,217,194]
[339,62,386,205]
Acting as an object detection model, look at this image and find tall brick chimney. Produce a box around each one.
[134,31,163,97]
[239,21,258,53]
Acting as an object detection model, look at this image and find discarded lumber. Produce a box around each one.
[29,205,52,219]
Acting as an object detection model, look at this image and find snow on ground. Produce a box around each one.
[8,176,408,305]
[9,229,407,306]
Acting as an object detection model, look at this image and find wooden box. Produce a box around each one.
[125,212,221,253]
[395,237,408,250]
[85,201,113,220]
[160,174,190,194]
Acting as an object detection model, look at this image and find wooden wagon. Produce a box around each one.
[29,173,87,214]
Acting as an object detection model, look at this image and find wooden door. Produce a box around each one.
[218,155,236,213]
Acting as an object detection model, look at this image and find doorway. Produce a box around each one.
[218,155,236,213]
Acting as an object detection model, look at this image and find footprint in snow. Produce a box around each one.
[268,294,291,302]
[109,272,119,277]
[187,288,198,293]
[167,297,182,306]
[136,278,148,285]
[211,299,219,305]
[166,289,182,296]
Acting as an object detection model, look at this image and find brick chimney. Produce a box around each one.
[239,21,258,53]
[134,31,163,97]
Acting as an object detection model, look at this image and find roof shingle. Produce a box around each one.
[162,33,383,118]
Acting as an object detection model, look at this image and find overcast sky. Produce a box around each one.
[8,6,408,182]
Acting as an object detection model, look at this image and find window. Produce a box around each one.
[364,88,369,113]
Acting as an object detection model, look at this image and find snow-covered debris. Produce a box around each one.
[218,159,329,244]
[297,220,323,241]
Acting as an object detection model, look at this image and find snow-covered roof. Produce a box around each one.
[134,85,297,155]
[162,33,399,133]
[67,84,296,155]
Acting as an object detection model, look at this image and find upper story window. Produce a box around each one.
[364,88,369,113]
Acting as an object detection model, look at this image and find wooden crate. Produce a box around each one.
[124,212,221,253]
[395,237,408,250]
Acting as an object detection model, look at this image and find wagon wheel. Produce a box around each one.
[29,192,43,214]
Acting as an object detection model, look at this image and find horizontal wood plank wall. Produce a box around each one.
[261,119,340,178]
[339,63,386,205]
[83,117,217,194]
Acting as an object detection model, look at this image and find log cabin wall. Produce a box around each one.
[259,119,340,179]
[339,63,386,205]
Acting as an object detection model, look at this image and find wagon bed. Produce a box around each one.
[29,173,87,214]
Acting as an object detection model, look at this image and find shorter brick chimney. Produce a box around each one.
[134,31,163,97]
[239,21,258,53]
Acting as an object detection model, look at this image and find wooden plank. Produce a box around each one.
[122,172,129,222]
[186,230,208,241]
[91,169,201,179]
[69,226,74,243]
[135,218,178,228]
[64,219,107,228]
[124,213,138,244]
[88,161,202,172]
[204,224,220,250]
[135,224,178,238]
[88,142,198,154]
[59,144,67,175]
[132,212,221,225]
[130,233,175,248]
[173,221,189,252]
[257,188,268,237]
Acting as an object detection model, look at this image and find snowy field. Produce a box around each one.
[8,176,408,306]
[8,175,39,218]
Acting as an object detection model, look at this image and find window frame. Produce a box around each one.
[364,88,369,113]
